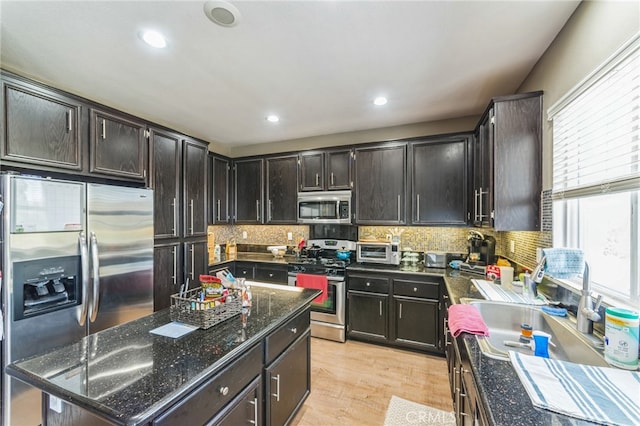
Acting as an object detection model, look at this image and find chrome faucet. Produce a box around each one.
[577,262,603,334]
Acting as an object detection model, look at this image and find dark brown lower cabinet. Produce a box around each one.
[347,291,388,341]
[153,242,181,311]
[347,272,443,354]
[209,376,262,426]
[444,298,488,425]
[393,297,439,350]
[265,331,311,426]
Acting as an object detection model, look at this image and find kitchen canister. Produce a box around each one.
[604,307,639,370]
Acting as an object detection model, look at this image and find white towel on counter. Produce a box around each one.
[510,351,640,425]
[472,279,546,305]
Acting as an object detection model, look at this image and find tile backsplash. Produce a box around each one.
[207,224,537,259]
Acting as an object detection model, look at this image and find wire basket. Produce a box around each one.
[169,287,242,329]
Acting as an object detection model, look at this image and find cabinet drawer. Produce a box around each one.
[254,266,288,284]
[394,279,439,300]
[265,308,310,364]
[349,276,389,293]
[234,262,255,279]
[154,342,263,426]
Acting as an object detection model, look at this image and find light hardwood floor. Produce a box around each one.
[291,338,453,425]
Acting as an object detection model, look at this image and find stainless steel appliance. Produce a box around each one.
[466,230,496,265]
[424,251,447,268]
[287,239,355,342]
[356,241,401,265]
[297,191,352,224]
[1,174,153,426]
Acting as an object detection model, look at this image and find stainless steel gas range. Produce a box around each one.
[287,239,355,342]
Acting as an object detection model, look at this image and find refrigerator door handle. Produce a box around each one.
[89,232,101,322]
[78,232,90,326]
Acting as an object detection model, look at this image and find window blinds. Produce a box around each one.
[549,35,640,199]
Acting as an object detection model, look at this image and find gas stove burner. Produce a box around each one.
[292,257,349,268]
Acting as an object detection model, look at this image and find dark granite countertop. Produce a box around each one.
[443,275,596,425]
[7,283,320,426]
[209,252,294,267]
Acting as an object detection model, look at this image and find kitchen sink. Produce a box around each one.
[460,299,608,367]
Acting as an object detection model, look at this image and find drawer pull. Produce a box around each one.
[413,287,418,292]
[271,374,281,402]
[290,327,297,334]
[219,386,229,396]
[366,282,371,286]
[248,397,258,424]
[269,273,274,277]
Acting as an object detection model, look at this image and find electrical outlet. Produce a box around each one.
[242,231,248,239]
[510,240,515,253]
[287,232,293,241]
[49,396,62,414]
[536,247,543,262]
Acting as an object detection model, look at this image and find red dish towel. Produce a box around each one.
[448,304,490,337]
[296,273,328,304]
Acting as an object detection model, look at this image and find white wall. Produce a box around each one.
[517,0,640,189]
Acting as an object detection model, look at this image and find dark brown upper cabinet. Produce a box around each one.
[1,78,82,170]
[209,154,231,224]
[234,158,264,224]
[149,127,182,239]
[299,148,352,191]
[90,108,147,181]
[266,154,298,224]
[472,91,543,231]
[354,144,407,225]
[183,137,208,238]
[410,135,470,226]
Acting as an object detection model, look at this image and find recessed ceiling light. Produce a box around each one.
[141,30,167,48]
[374,97,388,106]
[266,115,280,123]
[204,1,241,27]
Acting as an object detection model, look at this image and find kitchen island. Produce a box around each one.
[7,282,320,426]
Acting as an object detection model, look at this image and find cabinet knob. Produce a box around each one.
[219,386,229,396]
[269,273,274,277]
[366,282,371,286]
[413,287,418,292]
[290,327,297,334]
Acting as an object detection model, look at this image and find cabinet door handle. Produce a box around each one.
[379,300,383,316]
[416,194,420,222]
[66,109,72,132]
[189,199,194,235]
[248,397,258,425]
[256,200,260,222]
[216,199,221,221]
[268,199,272,222]
[171,246,177,285]
[101,119,106,139]
[330,172,335,186]
[474,189,479,222]
[219,386,229,396]
[171,198,177,235]
[478,187,484,221]
[399,302,403,319]
[290,327,297,334]
[190,245,195,280]
[271,374,280,402]
[444,318,450,347]
[397,195,401,221]
[316,173,320,186]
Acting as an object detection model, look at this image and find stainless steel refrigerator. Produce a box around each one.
[1,174,154,426]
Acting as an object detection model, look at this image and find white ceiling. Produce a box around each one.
[0,1,580,148]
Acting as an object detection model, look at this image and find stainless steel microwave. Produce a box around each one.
[356,241,401,265]
[297,191,352,224]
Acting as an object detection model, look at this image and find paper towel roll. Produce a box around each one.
[499,266,514,289]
